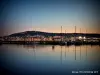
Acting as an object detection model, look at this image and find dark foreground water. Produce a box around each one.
[0,44,100,75]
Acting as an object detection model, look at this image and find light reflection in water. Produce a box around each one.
[20,44,100,62]
[0,44,100,75]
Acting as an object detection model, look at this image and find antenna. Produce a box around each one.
[80,28,81,33]
[61,26,62,42]
[75,26,76,33]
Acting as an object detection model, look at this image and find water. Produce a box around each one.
[0,44,100,75]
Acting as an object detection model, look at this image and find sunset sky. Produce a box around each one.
[0,0,100,36]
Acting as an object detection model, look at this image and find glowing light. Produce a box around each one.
[83,36,86,39]
[79,36,82,39]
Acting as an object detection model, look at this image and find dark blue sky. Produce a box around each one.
[0,0,100,36]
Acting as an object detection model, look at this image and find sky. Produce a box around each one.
[0,0,100,36]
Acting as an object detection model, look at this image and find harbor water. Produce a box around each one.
[0,44,100,75]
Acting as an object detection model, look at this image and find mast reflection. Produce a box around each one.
[60,46,62,64]
[80,45,81,60]
[65,46,66,59]
[86,45,87,60]
[33,45,36,60]
[75,45,76,60]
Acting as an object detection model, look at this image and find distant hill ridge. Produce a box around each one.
[7,31,100,38]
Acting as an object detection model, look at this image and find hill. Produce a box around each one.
[7,31,100,38]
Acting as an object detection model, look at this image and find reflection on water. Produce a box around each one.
[0,44,100,75]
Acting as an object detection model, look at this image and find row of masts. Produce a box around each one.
[60,26,87,41]
[60,26,87,34]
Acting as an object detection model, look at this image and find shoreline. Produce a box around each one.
[0,41,100,46]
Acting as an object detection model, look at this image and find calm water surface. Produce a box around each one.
[0,44,100,75]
